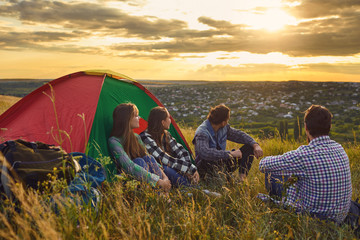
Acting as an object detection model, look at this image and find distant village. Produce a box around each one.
[148,81,359,122]
[148,81,360,141]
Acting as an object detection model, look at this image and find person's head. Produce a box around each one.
[110,103,145,159]
[304,105,332,138]
[147,106,172,150]
[111,103,139,137]
[148,106,171,133]
[207,104,230,126]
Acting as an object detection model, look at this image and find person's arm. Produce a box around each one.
[168,134,197,175]
[194,133,232,162]
[227,125,257,146]
[227,125,263,158]
[141,133,195,175]
[259,148,305,176]
[108,137,160,187]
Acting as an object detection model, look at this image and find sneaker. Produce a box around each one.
[202,189,221,197]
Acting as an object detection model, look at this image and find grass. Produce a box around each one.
[0,96,359,239]
[0,95,20,116]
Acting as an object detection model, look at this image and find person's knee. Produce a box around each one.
[133,157,147,168]
[240,144,254,154]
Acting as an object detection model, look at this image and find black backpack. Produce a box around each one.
[0,139,80,198]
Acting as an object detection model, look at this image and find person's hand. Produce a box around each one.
[157,179,171,192]
[253,144,263,158]
[189,171,200,184]
[230,149,242,159]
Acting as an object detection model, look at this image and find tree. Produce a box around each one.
[279,120,286,140]
[294,117,301,141]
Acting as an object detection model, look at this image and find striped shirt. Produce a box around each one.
[140,130,197,175]
[259,136,352,223]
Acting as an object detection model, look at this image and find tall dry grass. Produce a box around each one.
[0,95,20,116]
[0,129,358,239]
[0,96,359,239]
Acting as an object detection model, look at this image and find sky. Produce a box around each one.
[0,0,360,81]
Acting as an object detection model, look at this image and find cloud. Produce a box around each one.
[197,64,292,75]
[285,0,360,18]
[109,14,360,57]
[195,62,360,77]
[0,0,359,58]
[0,0,187,39]
[0,30,83,49]
[300,63,360,75]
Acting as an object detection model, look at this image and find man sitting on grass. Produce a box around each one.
[259,105,352,223]
[193,104,263,181]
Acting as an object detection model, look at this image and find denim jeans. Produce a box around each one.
[197,144,255,178]
[133,155,163,178]
[265,172,290,197]
[162,166,191,187]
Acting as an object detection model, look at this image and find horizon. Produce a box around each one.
[1,78,360,83]
[0,0,359,81]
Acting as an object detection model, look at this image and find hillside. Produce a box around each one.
[0,95,359,239]
[0,95,20,115]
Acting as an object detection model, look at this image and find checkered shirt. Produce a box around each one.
[259,136,352,223]
[140,131,197,175]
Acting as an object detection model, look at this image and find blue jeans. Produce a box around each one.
[133,155,163,178]
[133,155,191,188]
[162,166,191,188]
[265,172,290,197]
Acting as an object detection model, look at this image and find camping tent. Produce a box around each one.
[0,70,192,177]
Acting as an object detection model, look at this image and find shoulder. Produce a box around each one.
[140,130,155,143]
[140,130,152,139]
[164,130,173,140]
[195,120,210,133]
[134,133,144,143]
[108,136,121,144]
[195,131,209,139]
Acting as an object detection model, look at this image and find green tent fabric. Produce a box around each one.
[0,70,193,181]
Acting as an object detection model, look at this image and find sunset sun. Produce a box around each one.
[249,8,297,31]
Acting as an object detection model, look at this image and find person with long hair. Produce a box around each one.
[108,103,171,192]
[140,106,200,187]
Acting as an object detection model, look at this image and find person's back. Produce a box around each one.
[283,136,351,222]
[259,105,352,223]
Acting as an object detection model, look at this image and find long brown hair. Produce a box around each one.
[110,103,146,159]
[147,106,171,153]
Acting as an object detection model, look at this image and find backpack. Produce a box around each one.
[0,139,80,198]
[52,152,107,213]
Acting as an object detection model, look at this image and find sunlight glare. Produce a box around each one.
[249,8,297,31]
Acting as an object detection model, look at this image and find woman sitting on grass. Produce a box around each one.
[140,106,200,187]
[108,103,171,192]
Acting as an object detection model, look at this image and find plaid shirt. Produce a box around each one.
[259,136,352,223]
[140,130,197,175]
[193,124,257,163]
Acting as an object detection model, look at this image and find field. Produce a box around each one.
[0,95,360,239]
